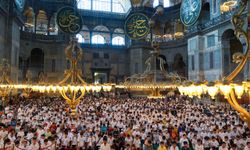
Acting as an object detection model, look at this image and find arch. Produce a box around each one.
[92,35,105,44]
[114,28,124,34]
[93,25,110,32]
[82,25,89,31]
[199,2,210,24]
[221,29,243,78]
[79,26,90,43]
[29,48,44,80]
[112,36,125,45]
[93,25,110,43]
[172,53,186,76]
[76,34,85,43]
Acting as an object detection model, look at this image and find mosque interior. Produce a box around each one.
[0,0,248,104]
[0,0,250,149]
[0,0,249,117]
[0,0,248,83]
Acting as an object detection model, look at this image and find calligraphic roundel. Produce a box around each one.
[125,13,150,40]
[180,0,202,26]
[56,6,83,34]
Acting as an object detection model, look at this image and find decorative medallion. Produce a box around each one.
[56,6,83,34]
[180,0,202,26]
[14,0,25,11]
[125,13,150,40]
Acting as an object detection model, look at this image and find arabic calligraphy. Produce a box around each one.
[56,7,83,34]
[180,0,202,26]
[125,13,150,40]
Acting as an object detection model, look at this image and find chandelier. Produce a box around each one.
[220,0,237,13]
[121,42,185,99]
[0,38,113,116]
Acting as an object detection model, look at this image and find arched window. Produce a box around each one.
[93,25,109,32]
[153,0,159,7]
[80,25,90,43]
[78,0,91,10]
[76,34,85,43]
[164,0,170,7]
[77,0,131,13]
[93,25,110,44]
[114,28,124,34]
[92,35,105,44]
[163,0,181,7]
[112,36,125,45]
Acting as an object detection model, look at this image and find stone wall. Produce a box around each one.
[0,13,5,59]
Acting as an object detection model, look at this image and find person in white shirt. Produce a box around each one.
[195,139,203,150]
[210,137,219,149]
[125,134,133,146]
[0,135,4,149]
[17,128,24,138]
[41,139,52,150]
[4,138,14,150]
[71,132,78,148]
[0,128,8,139]
[19,139,29,149]
[26,130,34,141]
[77,131,85,148]
[179,134,189,148]
[170,142,179,150]
[244,142,250,150]
[107,135,113,146]
[100,136,111,150]
[133,135,141,149]
[29,137,40,150]
[14,141,21,150]
[219,142,227,150]
[230,144,238,150]
[61,132,70,148]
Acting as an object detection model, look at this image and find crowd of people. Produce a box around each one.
[0,94,249,150]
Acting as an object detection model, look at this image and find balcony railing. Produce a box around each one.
[131,37,187,48]
[80,9,127,19]
[21,31,128,49]
[20,31,69,43]
[186,12,243,34]
[80,43,128,49]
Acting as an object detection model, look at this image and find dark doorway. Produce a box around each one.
[199,2,210,24]
[173,53,186,77]
[222,29,243,79]
[29,48,44,81]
